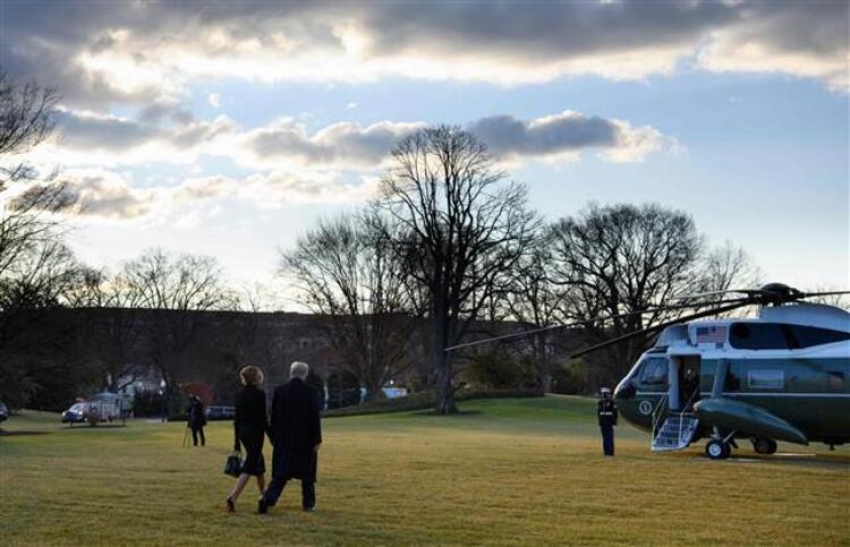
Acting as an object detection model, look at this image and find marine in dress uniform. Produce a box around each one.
[597,387,618,456]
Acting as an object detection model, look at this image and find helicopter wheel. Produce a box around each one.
[752,437,777,455]
[705,439,731,460]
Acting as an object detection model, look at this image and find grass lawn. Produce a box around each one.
[1,395,847,546]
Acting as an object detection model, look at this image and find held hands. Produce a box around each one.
[314,443,322,454]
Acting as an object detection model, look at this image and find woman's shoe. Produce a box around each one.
[225,497,236,513]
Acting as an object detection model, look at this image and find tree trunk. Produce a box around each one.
[363,378,383,403]
[434,349,457,414]
[432,302,458,414]
[540,371,552,393]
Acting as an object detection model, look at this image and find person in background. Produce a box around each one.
[597,387,618,456]
[259,361,322,514]
[225,365,269,513]
[187,395,206,447]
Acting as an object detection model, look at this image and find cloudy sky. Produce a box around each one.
[2,0,848,302]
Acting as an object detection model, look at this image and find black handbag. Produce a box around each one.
[224,452,242,477]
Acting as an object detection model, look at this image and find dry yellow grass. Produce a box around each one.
[1,396,847,546]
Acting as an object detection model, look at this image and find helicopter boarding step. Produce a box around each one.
[652,413,700,452]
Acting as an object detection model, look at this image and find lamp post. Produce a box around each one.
[160,379,167,423]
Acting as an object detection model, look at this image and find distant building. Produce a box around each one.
[49,307,582,408]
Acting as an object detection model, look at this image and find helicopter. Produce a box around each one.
[447,283,850,459]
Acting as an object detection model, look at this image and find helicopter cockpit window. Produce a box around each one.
[639,357,668,386]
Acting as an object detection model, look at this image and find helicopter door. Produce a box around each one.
[668,356,702,411]
[668,359,680,410]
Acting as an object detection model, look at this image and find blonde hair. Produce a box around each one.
[290,361,309,379]
[239,365,264,386]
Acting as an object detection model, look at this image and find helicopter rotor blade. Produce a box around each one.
[444,297,750,353]
[567,300,751,360]
[671,289,760,301]
[799,290,850,298]
[446,282,848,359]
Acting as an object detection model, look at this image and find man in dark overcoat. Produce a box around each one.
[259,361,322,513]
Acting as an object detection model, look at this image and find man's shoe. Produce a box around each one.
[257,498,269,514]
[303,506,315,513]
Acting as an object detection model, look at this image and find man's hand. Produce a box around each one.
[314,443,322,453]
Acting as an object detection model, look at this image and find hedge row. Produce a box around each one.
[322,388,543,418]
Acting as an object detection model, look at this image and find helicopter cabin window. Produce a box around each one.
[729,323,789,350]
[639,357,668,386]
[747,369,784,389]
[787,325,850,348]
[730,323,850,350]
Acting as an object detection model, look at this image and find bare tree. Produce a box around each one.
[503,230,570,391]
[237,282,287,313]
[63,268,150,392]
[697,241,761,294]
[0,71,58,188]
[282,210,419,402]
[549,203,704,383]
[807,289,850,308]
[0,236,95,409]
[0,77,66,286]
[119,249,237,404]
[378,126,539,413]
[0,73,88,408]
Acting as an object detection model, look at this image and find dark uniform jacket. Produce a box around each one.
[597,398,618,427]
[269,377,322,481]
[233,385,268,453]
[187,399,206,428]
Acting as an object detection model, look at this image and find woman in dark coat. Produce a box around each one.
[225,365,269,512]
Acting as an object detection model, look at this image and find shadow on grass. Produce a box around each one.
[60,424,129,431]
[0,429,51,436]
[687,452,850,469]
[408,409,485,417]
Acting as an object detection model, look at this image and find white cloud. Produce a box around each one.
[599,120,669,163]
[3,1,845,110]
[698,28,849,92]
[35,110,237,167]
[208,93,221,108]
[239,171,381,208]
[468,112,668,163]
[16,108,670,224]
[42,169,157,220]
[28,108,671,176]
[23,168,381,222]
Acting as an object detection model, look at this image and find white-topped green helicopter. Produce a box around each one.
[449,283,850,459]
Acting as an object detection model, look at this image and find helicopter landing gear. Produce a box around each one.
[705,439,731,460]
[706,428,737,460]
[752,437,777,455]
